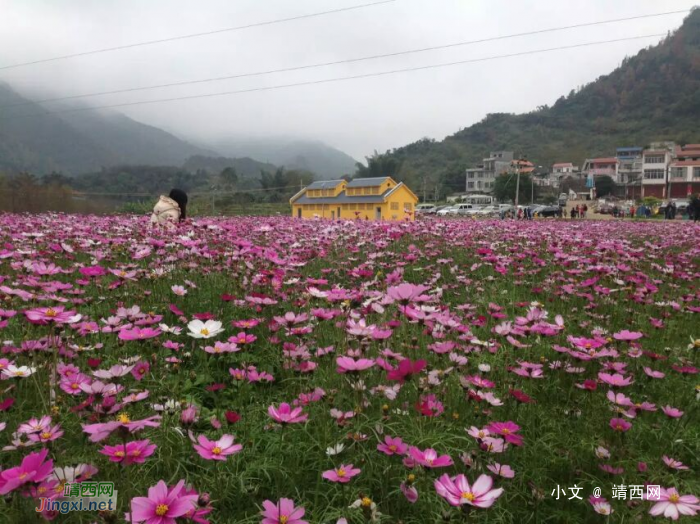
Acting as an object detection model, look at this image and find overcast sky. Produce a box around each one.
[0,0,695,161]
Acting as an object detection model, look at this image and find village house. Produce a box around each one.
[581,157,620,183]
[642,142,675,198]
[289,177,418,221]
[669,144,700,198]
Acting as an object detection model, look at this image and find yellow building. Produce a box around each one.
[290,177,418,221]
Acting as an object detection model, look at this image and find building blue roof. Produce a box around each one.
[305,180,345,190]
[346,177,390,188]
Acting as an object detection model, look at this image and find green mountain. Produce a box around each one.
[0,82,214,175]
[182,155,277,178]
[210,137,358,180]
[375,8,700,193]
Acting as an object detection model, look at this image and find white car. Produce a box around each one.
[476,205,498,216]
[436,206,458,216]
[415,204,437,214]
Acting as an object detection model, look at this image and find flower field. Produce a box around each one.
[0,214,698,523]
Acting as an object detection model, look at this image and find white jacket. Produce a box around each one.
[151,195,181,225]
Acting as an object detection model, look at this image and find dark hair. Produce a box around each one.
[169,189,188,221]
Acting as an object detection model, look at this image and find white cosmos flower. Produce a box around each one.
[187,319,223,339]
[2,365,36,378]
[478,363,491,373]
[159,323,182,335]
[326,443,345,456]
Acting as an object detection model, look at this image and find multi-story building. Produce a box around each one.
[616,147,643,199]
[642,142,675,198]
[581,157,620,182]
[668,144,700,198]
[548,162,578,187]
[465,151,514,194]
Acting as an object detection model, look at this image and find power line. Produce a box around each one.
[0,34,665,122]
[0,0,398,71]
[0,9,687,109]
[0,185,299,197]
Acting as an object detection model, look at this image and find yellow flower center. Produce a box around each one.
[599,508,608,514]
[119,271,126,277]
[19,472,27,480]
[40,432,51,439]
[212,446,222,455]
[14,370,24,376]
[131,450,141,456]
[115,451,125,458]
[336,468,346,477]
[71,383,79,389]
[361,497,372,507]
[407,474,415,483]
[155,504,169,516]
[280,517,289,524]
[669,494,680,503]
[502,428,510,435]
[389,445,397,451]
[46,308,57,317]
[38,486,47,494]
[117,413,130,423]
[584,343,591,348]
[462,492,475,501]
[200,328,209,336]
[615,424,624,430]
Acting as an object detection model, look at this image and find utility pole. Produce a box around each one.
[514,158,521,207]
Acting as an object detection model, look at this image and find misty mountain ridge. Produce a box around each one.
[207,136,358,180]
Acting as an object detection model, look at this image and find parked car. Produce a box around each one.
[534,205,562,218]
[415,204,437,214]
[436,205,458,216]
[475,205,498,216]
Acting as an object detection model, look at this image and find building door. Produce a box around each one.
[331,210,335,219]
[297,208,301,218]
[337,207,341,218]
[375,207,382,220]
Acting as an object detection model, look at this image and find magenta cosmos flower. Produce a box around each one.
[100,439,156,465]
[24,306,80,325]
[261,498,308,524]
[598,372,634,387]
[486,421,524,446]
[377,435,408,456]
[386,359,427,383]
[408,446,454,468]
[268,403,308,425]
[0,448,53,495]
[336,356,375,374]
[647,487,700,520]
[193,434,242,461]
[130,479,198,524]
[609,418,632,432]
[322,464,361,483]
[434,473,504,508]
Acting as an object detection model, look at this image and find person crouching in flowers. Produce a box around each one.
[151,188,188,227]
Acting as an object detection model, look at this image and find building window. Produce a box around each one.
[467,173,474,179]
[467,181,474,189]
[643,169,665,180]
[363,187,371,195]
[404,203,413,212]
[371,187,379,195]
[694,167,700,178]
[671,167,685,179]
[644,155,665,164]
[390,202,399,210]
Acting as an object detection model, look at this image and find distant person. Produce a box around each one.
[687,195,700,222]
[151,188,188,226]
[612,205,619,218]
[670,201,677,219]
[582,204,588,218]
[570,207,576,219]
[630,205,636,218]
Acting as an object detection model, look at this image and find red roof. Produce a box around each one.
[683,144,700,148]
[671,160,700,166]
[553,162,573,168]
[590,157,619,164]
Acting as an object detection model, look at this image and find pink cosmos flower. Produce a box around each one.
[100,439,156,465]
[261,498,308,524]
[132,361,150,381]
[82,415,161,442]
[193,434,242,461]
[130,479,198,524]
[589,496,613,515]
[322,464,361,483]
[613,330,643,341]
[646,487,700,520]
[401,482,419,503]
[408,446,453,468]
[643,367,665,379]
[24,306,81,325]
[661,405,684,418]
[28,424,64,443]
[336,356,375,374]
[18,415,52,435]
[662,456,689,471]
[598,372,634,387]
[609,418,632,432]
[119,327,162,341]
[386,283,430,303]
[377,435,408,456]
[0,448,53,494]
[487,463,515,478]
[267,403,308,425]
[434,473,504,508]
